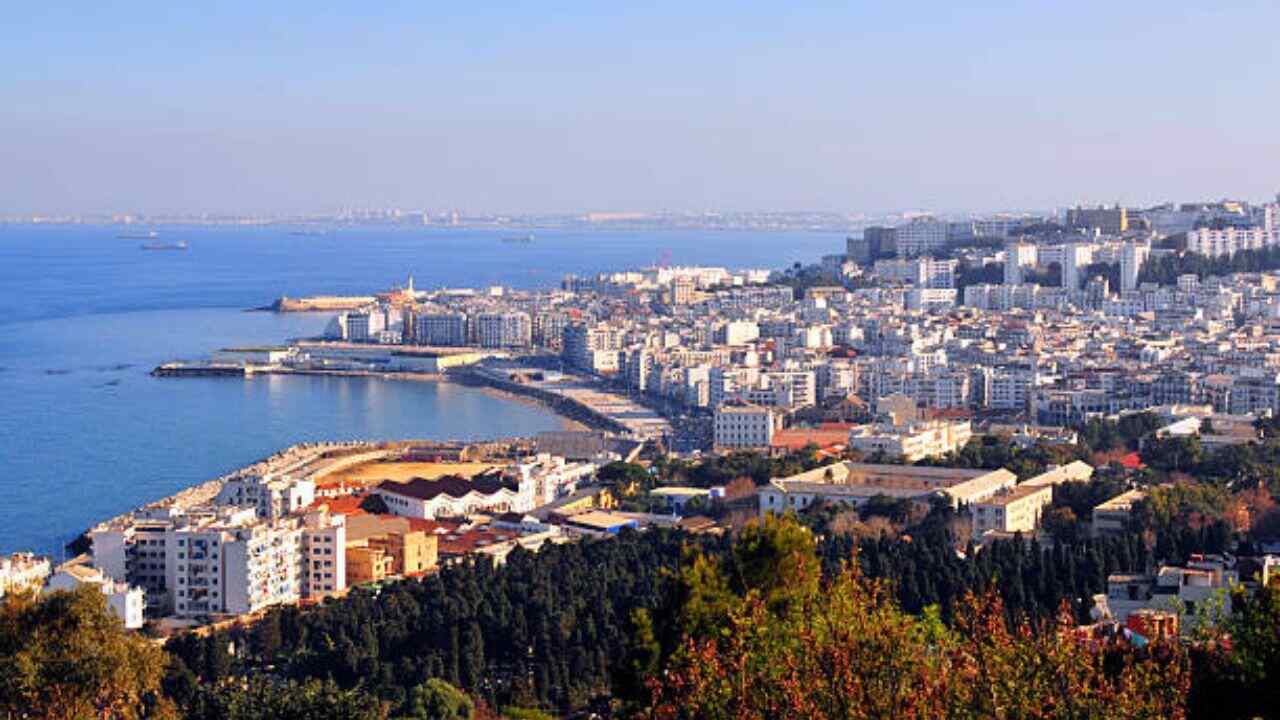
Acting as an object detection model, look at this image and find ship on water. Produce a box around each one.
[118,230,159,239]
[140,240,188,251]
[501,233,535,243]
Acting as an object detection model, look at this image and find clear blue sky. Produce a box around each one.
[4,1,1278,215]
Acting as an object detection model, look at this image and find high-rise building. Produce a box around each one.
[671,276,696,305]
[474,311,532,348]
[862,226,897,260]
[894,218,949,257]
[1120,242,1150,293]
[1060,243,1092,292]
[415,312,469,346]
[1003,242,1037,285]
[563,323,622,373]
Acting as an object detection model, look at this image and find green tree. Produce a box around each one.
[398,678,473,720]
[0,586,175,719]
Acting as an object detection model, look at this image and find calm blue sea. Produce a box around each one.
[0,225,841,554]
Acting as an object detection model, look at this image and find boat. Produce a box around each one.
[289,229,329,236]
[501,233,535,244]
[118,230,159,239]
[140,241,188,251]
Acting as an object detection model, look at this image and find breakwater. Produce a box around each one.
[450,369,634,435]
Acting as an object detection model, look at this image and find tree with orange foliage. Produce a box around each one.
[644,516,1190,720]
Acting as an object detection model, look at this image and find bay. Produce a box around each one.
[0,225,841,554]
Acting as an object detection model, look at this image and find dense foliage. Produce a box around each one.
[1140,245,1280,286]
[0,586,174,719]
[166,528,691,716]
[645,516,1191,720]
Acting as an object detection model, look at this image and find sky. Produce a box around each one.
[3,1,1279,216]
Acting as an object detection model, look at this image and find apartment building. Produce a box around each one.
[344,514,438,585]
[713,403,778,449]
[970,484,1053,539]
[1187,227,1280,258]
[906,288,958,312]
[1120,242,1150,293]
[1004,242,1038,285]
[563,323,622,373]
[846,419,972,462]
[90,505,347,618]
[473,311,532,348]
[415,312,469,346]
[46,563,145,629]
[216,473,316,521]
[895,218,950,257]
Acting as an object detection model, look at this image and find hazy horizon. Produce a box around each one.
[5,2,1280,216]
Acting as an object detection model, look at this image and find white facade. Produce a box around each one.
[1120,242,1150,293]
[474,311,532,348]
[1060,243,1093,292]
[1187,227,1280,258]
[847,420,972,462]
[713,404,776,448]
[1004,242,1037,285]
[46,565,146,629]
[0,552,51,599]
[971,484,1053,539]
[895,218,949,257]
[216,474,316,520]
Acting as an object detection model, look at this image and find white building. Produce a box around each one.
[713,404,777,449]
[1060,243,1093,292]
[906,288,958,312]
[1187,227,1280,258]
[895,218,950,257]
[46,564,146,629]
[415,312,469,346]
[376,472,536,520]
[90,504,348,618]
[1004,242,1038,285]
[0,552,51,599]
[474,311,532,348]
[970,484,1053,539]
[1120,242,1150,293]
[847,420,972,462]
[216,473,316,521]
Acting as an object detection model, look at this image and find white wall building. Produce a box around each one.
[713,404,777,449]
[46,564,146,629]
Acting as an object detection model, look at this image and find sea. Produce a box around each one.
[0,225,842,555]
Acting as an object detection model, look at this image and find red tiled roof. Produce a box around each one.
[310,495,369,516]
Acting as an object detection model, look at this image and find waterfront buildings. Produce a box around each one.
[90,505,348,618]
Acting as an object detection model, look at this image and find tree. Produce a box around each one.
[647,519,1191,719]
[186,678,383,720]
[0,586,175,719]
[399,678,474,720]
